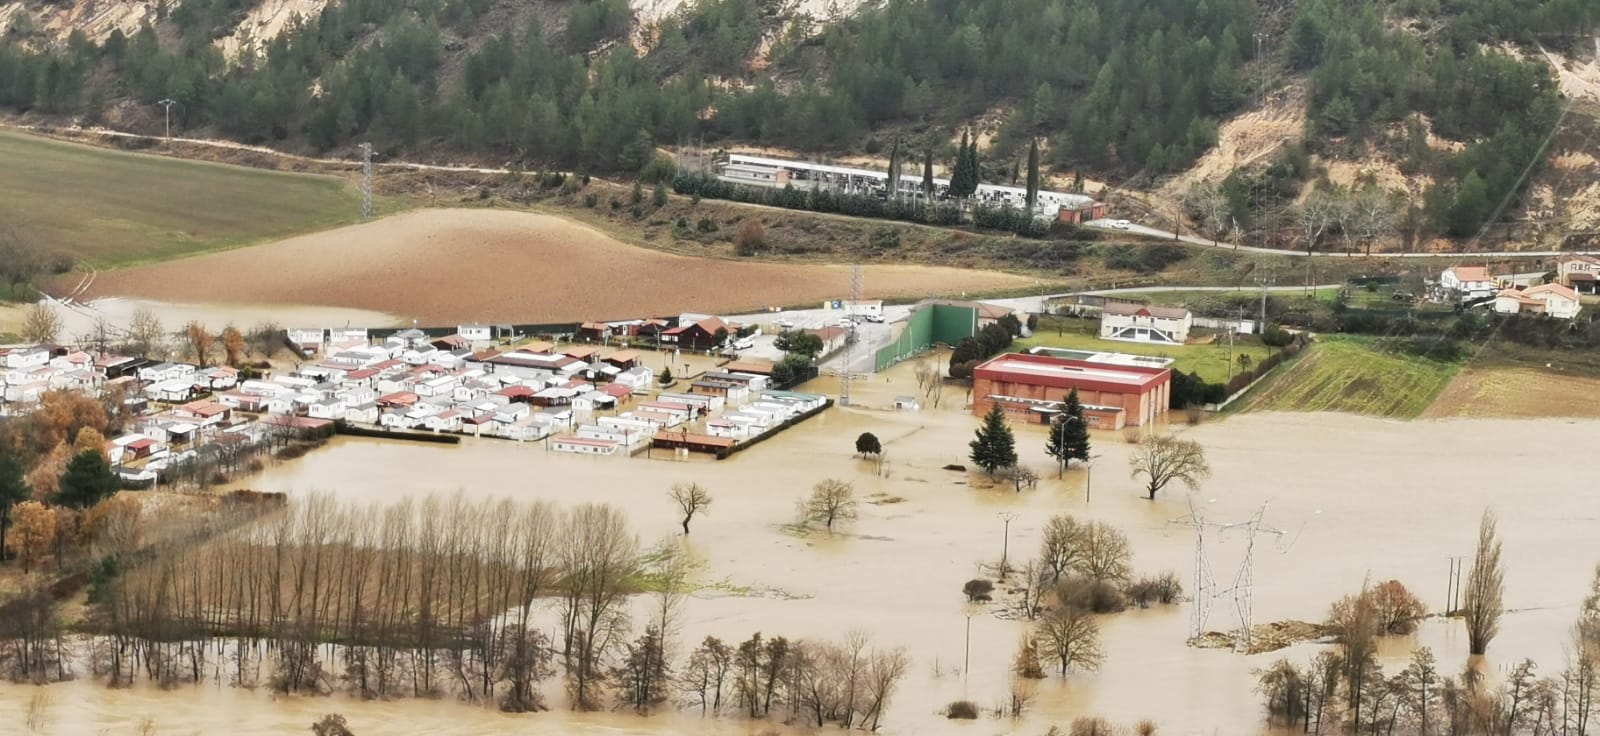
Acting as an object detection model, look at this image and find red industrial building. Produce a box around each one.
[971,353,1171,429]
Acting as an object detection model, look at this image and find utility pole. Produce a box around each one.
[998,512,1017,574]
[359,142,374,221]
[157,98,177,142]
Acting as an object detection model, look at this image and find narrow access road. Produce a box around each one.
[1082,219,1599,260]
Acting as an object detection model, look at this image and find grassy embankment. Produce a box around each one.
[1020,314,1272,384]
[1237,336,1460,418]
[0,130,393,270]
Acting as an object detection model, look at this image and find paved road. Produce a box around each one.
[1082,219,1600,260]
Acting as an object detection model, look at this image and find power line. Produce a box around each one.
[840,264,863,406]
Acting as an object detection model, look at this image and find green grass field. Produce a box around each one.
[1238,336,1460,418]
[1019,316,1272,383]
[0,131,379,269]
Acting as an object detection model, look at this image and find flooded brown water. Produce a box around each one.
[2,361,1595,734]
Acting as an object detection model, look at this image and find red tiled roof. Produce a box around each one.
[1103,301,1190,320]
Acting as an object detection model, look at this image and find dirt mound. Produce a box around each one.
[83,208,1033,324]
[1188,620,1332,655]
[1163,85,1307,196]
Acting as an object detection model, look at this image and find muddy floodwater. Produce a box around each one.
[2,365,1595,735]
[44,297,401,337]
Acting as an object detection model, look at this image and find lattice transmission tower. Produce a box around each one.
[1175,500,1305,652]
[839,264,864,406]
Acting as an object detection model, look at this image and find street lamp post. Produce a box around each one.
[157,98,178,141]
[1085,454,1100,503]
[1055,414,1080,478]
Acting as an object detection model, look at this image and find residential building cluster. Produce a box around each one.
[4,313,829,479]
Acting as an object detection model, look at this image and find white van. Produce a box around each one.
[733,337,755,350]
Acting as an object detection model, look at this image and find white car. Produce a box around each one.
[733,337,755,350]
[774,319,795,329]
[1109,219,1131,230]
[836,318,857,328]
[864,314,885,323]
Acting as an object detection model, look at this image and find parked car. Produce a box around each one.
[774,319,795,329]
[733,337,755,350]
[1109,219,1132,230]
[864,314,885,323]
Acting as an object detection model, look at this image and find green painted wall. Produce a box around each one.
[873,304,977,372]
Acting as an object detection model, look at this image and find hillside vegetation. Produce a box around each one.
[1239,336,1460,418]
[0,0,1595,249]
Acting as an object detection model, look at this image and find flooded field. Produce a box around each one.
[1,361,1595,735]
[43,296,401,337]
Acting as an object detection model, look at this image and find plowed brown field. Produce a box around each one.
[1420,365,1600,419]
[83,209,1034,323]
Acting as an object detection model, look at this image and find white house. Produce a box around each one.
[1440,266,1497,300]
[424,409,465,433]
[1,347,49,370]
[615,366,654,391]
[1493,283,1582,319]
[1557,254,1600,294]
[459,324,494,342]
[328,328,369,344]
[139,362,197,384]
[1099,303,1193,345]
[147,378,196,403]
[307,397,347,420]
[551,436,619,456]
[287,328,325,354]
[387,328,430,351]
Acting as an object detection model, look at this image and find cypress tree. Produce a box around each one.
[0,452,27,561]
[886,137,900,197]
[969,404,1017,475]
[952,128,972,197]
[1025,138,1041,213]
[922,147,934,197]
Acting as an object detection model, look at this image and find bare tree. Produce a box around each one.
[558,503,639,710]
[668,483,712,535]
[997,464,1039,493]
[1077,522,1132,583]
[1295,187,1345,254]
[126,307,165,358]
[182,321,216,368]
[248,321,284,358]
[1035,605,1102,676]
[1128,435,1211,500]
[1463,510,1504,656]
[220,324,247,367]
[798,479,857,531]
[1039,515,1084,584]
[20,303,62,344]
[1182,180,1232,245]
[1349,185,1397,256]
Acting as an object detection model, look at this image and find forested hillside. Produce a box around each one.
[1,0,1597,248]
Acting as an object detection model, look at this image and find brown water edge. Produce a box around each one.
[1,362,1595,735]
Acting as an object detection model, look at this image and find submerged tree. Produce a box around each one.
[1128,434,1210,500]
[798,479,857,531]
[969,404,1017,475]
[1462,509,1504,656]
[668,482,712,535]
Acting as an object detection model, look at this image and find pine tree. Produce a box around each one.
[54,449,117,510]
[0,452,28,562]
[1025,138,1041,213]
[969,404,1017,475]
[1045,388,1091,475]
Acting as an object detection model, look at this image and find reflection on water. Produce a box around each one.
[3,366,1595,734]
